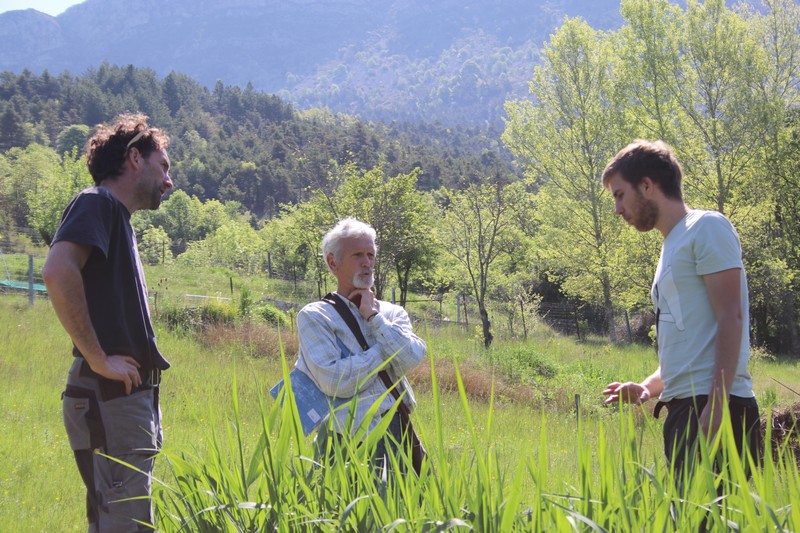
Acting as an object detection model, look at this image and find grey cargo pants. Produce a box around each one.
[62,358,162,532]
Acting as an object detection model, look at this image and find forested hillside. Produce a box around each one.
[0,64,513,221]
[0,0,623,126]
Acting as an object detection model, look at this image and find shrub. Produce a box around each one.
[160,301,237,331]
[255,303,290,327]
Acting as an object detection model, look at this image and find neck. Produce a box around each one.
[336,283,355,296]
[656,199,689,238]
[99,178,136,214]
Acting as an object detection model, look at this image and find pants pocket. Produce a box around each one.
[62,386,104,451]
[95,452,155,532]
[97,388,158,456]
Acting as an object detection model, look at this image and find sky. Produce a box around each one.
[0,0,83,16]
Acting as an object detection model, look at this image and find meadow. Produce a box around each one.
[1,281,799,531]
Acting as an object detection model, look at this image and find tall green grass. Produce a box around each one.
[151,353,800,531]
[2,294,799,531]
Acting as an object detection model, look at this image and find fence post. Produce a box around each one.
[28,254,34,307]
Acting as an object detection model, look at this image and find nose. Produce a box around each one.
[164,174,174,190]
[614,200,623,216]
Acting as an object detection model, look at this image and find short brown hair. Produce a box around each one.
[85,113,170,185]
[601,140,683,201]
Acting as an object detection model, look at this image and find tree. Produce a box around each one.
[55,124,91,157]
[741,0,800,353]
[335,163,437,303]
[504,17,635,342]
[139,226,173,265]
[26,147,93,244]
[437,180,528,348]
[0,106,34,151]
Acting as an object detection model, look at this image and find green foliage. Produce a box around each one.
[161,301,238,331]
[238,286,253,318]
[254,302,289,327]
[55,124,91,157]
[504,0,800,350]
[138,226,172,265]
[0,64,511,224]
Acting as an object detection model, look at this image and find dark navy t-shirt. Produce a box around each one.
[51,187,169,371]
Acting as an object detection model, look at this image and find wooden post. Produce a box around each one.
[28,254,34,307]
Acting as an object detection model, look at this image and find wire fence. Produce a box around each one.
[1,239,645,343]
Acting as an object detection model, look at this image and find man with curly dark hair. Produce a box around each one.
[43,113,174,531]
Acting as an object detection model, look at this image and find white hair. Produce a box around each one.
[321,218,376,273]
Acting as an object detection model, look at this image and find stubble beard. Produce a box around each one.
[631,193,658,232]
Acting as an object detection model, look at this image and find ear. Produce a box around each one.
[125,147,141,171]
[325,253,338,274]
[639,176,656,196]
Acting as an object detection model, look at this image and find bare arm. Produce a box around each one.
[603,367,664,405]
[698,267,743,437]
[43,241,141,394]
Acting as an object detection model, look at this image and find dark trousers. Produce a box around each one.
[317,410,409,473]
[661,395,761,478]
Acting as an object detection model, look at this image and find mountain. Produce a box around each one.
[0,0,624,126]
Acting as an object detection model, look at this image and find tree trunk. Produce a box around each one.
[603,271,617,343]
[479,304,493,348]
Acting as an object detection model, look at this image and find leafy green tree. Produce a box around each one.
[504,18,634,342]
[26,147,93,244]
[737,0,800,353]
[179,220,266,274]
[0,106,35,151]
[437,181,528,348]
[139,226,173,265]
[55,124,91,157]
[335,163,437,303]
[3,144,60,232]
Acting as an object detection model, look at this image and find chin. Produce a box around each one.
[352,276,374,290]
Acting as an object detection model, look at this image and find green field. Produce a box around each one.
[1,290,799,531]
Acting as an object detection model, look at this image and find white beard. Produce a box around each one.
[352,272,374,289]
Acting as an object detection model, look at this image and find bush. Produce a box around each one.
[488,346,559,383]
[255,303,290,328]
[160,301,238,331]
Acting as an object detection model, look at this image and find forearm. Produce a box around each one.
[709,313,741,401]
[43,262,106,366]
[297,311,385,397]
[369,313,427,375]
[640,368,664,400]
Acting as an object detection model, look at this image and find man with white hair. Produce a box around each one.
[295,218,427,469]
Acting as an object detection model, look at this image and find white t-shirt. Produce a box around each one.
[652,209,754,401]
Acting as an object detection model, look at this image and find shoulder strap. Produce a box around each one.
[322,293,369,350]
[322,293,403,403]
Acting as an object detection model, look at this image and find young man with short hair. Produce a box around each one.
[600,140,760,475]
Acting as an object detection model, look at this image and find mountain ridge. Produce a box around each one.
[0,0,624,125]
